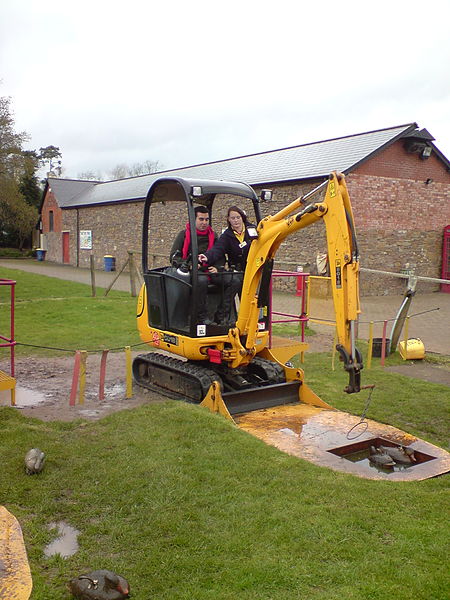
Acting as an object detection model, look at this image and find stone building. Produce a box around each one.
[39,123,450,295]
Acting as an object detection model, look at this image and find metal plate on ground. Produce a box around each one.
[235,405,450,481]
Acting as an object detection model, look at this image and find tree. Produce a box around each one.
[108,163,128,180]
[0,96,29,178]
[77,170,104,181]
[107,159,163,180]
[19,173,42,210]
[38,145,62,176]
[18,150,42,210]
[0,96,38,248]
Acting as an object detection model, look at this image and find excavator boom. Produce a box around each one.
[235,172,362,391]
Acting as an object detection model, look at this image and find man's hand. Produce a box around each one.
[208,266,218,274]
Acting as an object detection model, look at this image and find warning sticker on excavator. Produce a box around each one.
[197,324,206,336]
[329,181,336,197]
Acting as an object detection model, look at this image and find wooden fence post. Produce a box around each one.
[90,254,96,297]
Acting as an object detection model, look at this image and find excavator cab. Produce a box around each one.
[141,177,264,338]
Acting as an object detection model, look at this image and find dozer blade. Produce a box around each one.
[222,381,301,415]
[201,380,301,419]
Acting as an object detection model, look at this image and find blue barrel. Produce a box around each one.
[104,255,116,271]
[36,249,46,261]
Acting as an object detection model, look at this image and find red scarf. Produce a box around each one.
[182,223,215,259]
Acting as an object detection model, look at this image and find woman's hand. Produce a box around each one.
[198,253,207,264]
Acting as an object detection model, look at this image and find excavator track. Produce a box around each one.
[132,352,222,403]
[133,352,301,415]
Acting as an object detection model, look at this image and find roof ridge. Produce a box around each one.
[48,177,101,184]
[100,123,418,183]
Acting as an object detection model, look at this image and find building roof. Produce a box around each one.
[53,123,447,209]
[43,178,98,209]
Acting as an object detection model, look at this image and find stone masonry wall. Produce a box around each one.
[54,139,449,296]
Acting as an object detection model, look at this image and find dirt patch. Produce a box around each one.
[0,352,164,422]
[1,333,335,422]
[5,331,445,423]
[385,362,450,387]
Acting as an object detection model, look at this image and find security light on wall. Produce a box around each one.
[260,189,273,201]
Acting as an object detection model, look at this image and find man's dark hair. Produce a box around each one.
[194,205,209,216]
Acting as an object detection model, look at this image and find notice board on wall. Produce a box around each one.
[79,230,92,250]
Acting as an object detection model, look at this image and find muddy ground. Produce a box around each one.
[1,330,448,422]
[1,350,164,422]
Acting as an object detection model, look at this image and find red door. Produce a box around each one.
[441,225,450,293]
[62,232,70,264]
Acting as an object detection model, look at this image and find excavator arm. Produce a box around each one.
[234,172,363,392]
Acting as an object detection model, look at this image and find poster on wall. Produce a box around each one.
[79,230,92,250]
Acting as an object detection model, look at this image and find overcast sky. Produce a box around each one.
[1,0,450,180]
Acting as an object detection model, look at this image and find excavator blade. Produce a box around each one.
[200,374,333,421]
[0,506,32,600]
[222,381,301,415]
[201,381,300,418]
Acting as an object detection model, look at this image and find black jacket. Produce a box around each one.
[204,225,254,271]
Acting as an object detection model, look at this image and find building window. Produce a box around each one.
[49,210,54,232]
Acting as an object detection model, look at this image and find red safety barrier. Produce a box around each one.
[0,279,16,378]
[269,270,308,347]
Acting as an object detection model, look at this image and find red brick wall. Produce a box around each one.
[41,188,63,233]
[355,139,450,184]
[344,139,450,293]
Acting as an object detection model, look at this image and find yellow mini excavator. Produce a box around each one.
[133,172,363,418]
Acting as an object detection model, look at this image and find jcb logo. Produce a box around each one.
[329,181,336,198]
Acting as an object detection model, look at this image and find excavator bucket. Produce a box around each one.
[0,506,32,600]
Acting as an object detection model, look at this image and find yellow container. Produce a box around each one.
[399,338,425,360]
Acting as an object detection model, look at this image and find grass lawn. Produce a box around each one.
[0,267,449,599]
[0,266,142,355]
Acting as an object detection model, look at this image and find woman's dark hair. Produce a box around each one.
[226,205,248,228]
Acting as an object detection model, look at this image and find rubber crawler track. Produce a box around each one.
[132,352,223,403]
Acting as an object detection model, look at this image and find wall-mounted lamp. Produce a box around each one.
[421,145,432,159]
[425,178,433,185]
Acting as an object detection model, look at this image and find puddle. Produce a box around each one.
[78,409,102,417]
[341,448,415,473]
[328,437,437,474]
[44,521,80,558]
[105,382,125,397]
[0,385,46,407]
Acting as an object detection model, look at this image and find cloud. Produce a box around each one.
[1,0,449,178]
